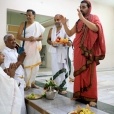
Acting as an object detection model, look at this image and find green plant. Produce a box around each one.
[44,78,59,90]
[42,78,59,97]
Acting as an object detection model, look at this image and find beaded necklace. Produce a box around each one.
[76,19,85,33]
[76,17,89,33]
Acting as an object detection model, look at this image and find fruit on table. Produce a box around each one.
[70,104,95,114]
[27,93,35,99]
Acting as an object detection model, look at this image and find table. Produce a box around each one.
[25,88,108,114]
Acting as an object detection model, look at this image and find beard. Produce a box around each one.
[55,22,61,27]
[81,10,86,16]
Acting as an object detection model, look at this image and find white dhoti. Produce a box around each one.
[22,21,45,87]
[0,67,22,114]
[48,25,71,91]
[51,49,69,91]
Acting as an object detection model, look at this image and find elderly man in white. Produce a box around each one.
[47,14,72,94]
[1,34,26,114]
[0,52,22,114]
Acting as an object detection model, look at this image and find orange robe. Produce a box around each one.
[73,13,106,102]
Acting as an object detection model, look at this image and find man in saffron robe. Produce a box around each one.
[60,0,106,106]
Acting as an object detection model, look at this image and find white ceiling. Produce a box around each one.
[91,0,114,6]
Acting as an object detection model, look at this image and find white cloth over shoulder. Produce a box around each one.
[22,21,45,87]
[48,25,67,54]
[0,67,22,114]
[48,25,68,63]
[50,25,70,90]
[22,21,45,67]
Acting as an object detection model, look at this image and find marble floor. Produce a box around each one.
[35,68,114,114]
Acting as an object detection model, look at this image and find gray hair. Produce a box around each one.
[4,34,14,42]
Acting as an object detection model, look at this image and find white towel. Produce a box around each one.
[48,25,66,53]
[48,25,68,63]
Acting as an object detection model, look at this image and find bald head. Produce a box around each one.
[54,14,62,27]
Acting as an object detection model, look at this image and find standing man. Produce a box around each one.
[60,0,106,106]
[1,34,26,114]
[47,14,72,94]
[17,9,45,90]
[0,52,22,114]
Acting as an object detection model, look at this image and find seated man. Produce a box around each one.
[0,52,22,114]
[1,34,26,114]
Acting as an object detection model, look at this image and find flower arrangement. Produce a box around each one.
[53,36,69,46]
[42,78,59,97]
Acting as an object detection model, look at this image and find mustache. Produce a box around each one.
[55,22,61,27]
[12,42,16,44]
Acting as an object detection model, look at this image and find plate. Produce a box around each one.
[53,43,68,47]
[53,43,62,46]
[26,94,42,100]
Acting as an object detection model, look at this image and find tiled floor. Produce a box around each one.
[36,68,114,114]
[97,71,114,106]
[36,68,114,106]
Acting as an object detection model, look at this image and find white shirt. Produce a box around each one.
[1,47,24,79]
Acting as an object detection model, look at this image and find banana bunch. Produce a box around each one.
[69,104,95,114]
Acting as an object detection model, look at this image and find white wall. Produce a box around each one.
[0,0,114,70]
[91,1,114,71]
